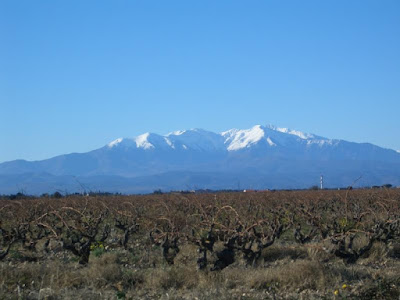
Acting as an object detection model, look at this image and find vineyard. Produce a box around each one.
[1,189,400,299]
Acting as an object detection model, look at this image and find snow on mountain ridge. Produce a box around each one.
[167,130,186,136]
[265,124,315,139]
[107,129,226,151]
[135,133,154,149]
[106,125,335,151]
[277,128,314,139]
[108,138,123,148]
[167,128,225,151]
[222,125,265,151]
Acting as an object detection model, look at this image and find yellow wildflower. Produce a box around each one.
[342,284,348,289]
[334,290,339,296]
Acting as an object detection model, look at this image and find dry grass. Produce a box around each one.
[240,260,329,291]
[1,249,400,299]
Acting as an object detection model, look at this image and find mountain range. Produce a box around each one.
[1,124,399,194]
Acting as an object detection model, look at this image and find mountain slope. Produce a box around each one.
[1,125,399,194]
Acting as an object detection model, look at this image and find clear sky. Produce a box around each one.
[1,0,400,162]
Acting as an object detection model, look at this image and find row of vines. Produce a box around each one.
[1,189,399,270]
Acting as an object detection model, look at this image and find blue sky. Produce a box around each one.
[1,0,400,162]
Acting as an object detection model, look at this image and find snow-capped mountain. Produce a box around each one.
[103,125,331,152]
[107,128,226,152]
[1,125,399,194]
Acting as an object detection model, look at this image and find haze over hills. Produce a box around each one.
[1,124,400,194]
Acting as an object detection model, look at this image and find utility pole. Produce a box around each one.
[320,175,324,190]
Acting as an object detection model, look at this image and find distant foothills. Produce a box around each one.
[1,124,399,195]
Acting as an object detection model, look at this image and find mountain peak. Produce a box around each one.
[135,133,154,149]
[222,125,265,151]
